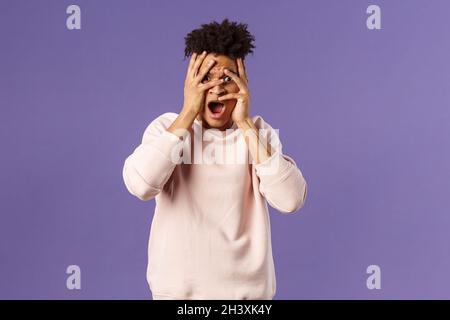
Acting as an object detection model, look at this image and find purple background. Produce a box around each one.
[1,0,449,299]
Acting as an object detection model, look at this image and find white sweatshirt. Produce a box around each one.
[122,112,308,299]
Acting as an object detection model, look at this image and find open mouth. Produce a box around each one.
[207,101,226,119]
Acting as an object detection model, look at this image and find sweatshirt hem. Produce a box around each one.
[152,291,275,300]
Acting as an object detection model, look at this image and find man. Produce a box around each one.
[122,19,308,300]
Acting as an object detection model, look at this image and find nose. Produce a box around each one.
[208,83,226,96]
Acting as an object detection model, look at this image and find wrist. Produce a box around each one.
[235,117,253,129]
[180,106,199,119]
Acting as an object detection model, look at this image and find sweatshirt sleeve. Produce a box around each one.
[122,113,184,201]
[253,116,308,214]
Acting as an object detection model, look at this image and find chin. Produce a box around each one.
[200,109,232,130]
[203,116,231,130]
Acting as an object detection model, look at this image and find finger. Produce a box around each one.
[187,52,198,77]
[192,51,208,78]
[195,59,217,84]
[217,93,241,101]
[199,78,223,91]
[224,69,247,91]
[237,58,248,82]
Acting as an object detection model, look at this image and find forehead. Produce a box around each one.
[201,53,237,72]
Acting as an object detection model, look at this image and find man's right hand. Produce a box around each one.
[167,51,223,138]
[182,51,223,115]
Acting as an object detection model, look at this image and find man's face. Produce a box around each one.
[196,53,240,131]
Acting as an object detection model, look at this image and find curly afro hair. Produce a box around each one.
[184,19,255,60]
